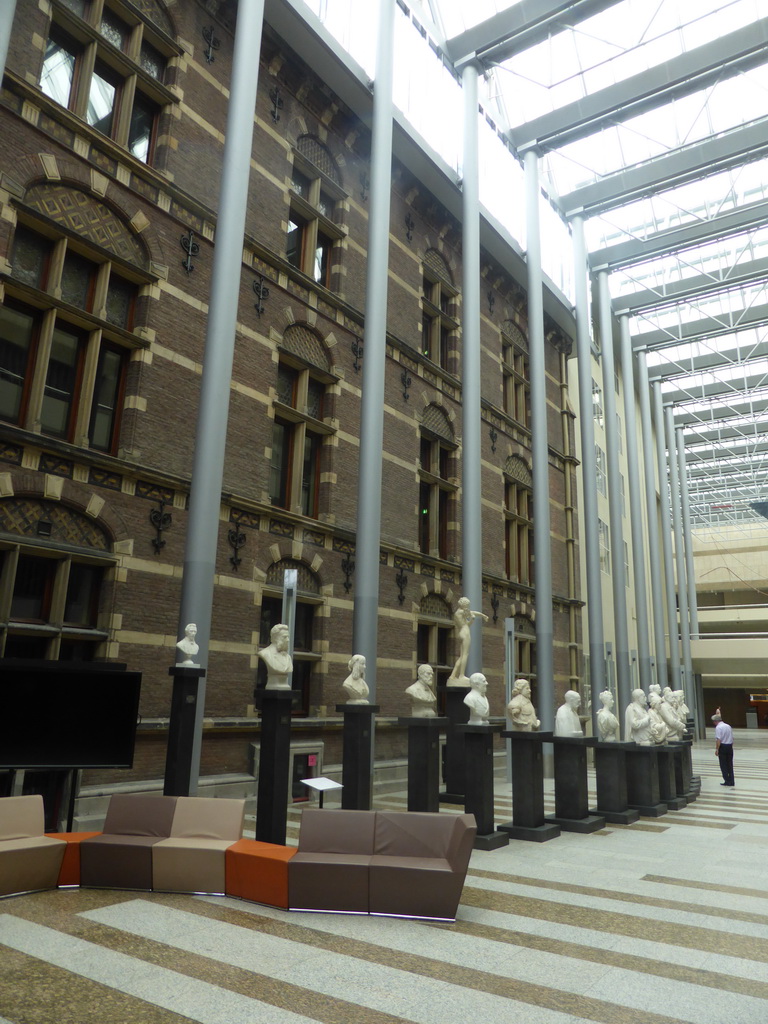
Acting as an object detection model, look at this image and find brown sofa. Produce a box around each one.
[289,809,476,921]
[0,795,67,897]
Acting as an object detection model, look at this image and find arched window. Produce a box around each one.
[286,135,345,288]
[0,497,113,660]
[418,405,456,560]
[504,456,533,585]
[1,187,153,454]
[416,593,453,692]
[421,250,458,370]
[501,321,530,427]
[269,325,335,519]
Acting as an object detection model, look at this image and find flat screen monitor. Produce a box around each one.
[0,661,141,769]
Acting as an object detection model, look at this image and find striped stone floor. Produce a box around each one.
[2,729,767,1024]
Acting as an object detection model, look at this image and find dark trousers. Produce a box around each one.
[718,744,734,785]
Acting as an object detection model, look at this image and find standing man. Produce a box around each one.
[712,712,735,787]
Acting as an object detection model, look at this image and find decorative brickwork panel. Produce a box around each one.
[423,248,452,285]
[0,442,23,465]
[297,134,340,185]
[39,454,74,478]
[332,537,354,554]
[266,557,320,594]
[24,184,147,267]
[393,555,415,571]
[440,569,456,583]
[269,519,294,538]
[421,564,435,578]
[505,455,532,487]
[0,498,110,549]
[282,324,330,371]
[230,508,260,529]
[422,403,453,441]
[419,593,452,620]
[516,615,535,636]
[136,481,174,503]
[88,467,122,491]
[302,528,325,547]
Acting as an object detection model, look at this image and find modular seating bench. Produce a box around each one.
[0,795,476,922]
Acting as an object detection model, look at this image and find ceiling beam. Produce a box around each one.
[561,121,768,217]
[442,0,620,65]
[644,339,768,378]
[673,397,768,426]
[683,417,768,444]
[614,257,768,316]
[589,197,768,270]
[658,367,768,404]
[508,21,768,153]
[631,299,768,349]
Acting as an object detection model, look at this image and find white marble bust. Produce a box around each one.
[464,672,490,725]
[596,689,620,742]
[258,623,293,690]
[342,654,369,704]
[554,690,583,737]
[647,692,669,745]
[405,664,437,717]
[625,688,652,745]
[507,678,540,731]
[176,623,200,666]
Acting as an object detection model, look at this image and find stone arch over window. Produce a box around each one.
[0,497,112,550]
[133,0,175,36]
[296,134,341,186]
[419,592,452,619]
[421,404,454,443]
[423,248,453,287]
[265,557,321,594]
[281,323,331,373]
[501,319,527,350]
[22,183,149,268]
[505,455,532,488]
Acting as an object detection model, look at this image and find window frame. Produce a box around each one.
[504,478,533,585]
[286,154,345,289]
[0,542,112,660]
[257,590,321,717]
[38,0,178,166]
[418,431,457,560]
[2,214,152,455]
[502,337,531,428]
[421,271,458,370]
[269,354,335,519]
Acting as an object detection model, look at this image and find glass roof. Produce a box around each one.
[305,0,768,526]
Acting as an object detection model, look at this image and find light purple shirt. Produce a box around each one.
[715,721,734,744]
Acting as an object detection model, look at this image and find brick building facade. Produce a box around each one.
[0,0,581,793]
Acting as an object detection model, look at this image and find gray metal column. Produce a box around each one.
[459,60,483,672]
[351,0,395,702]
[174,0,265,793]
[619,317,651,694]
[665,404,692,700]
[653,382,680,683]
[524,150,554,732]
[637,349,667,684]
[679,423,704,737]
[597,272,631,715]
[676,427,699,639]
[572,217,604,731]
[0,1,17,79]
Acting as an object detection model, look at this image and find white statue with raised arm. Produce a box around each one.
[447,596,489,686]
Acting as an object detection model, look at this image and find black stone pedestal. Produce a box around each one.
[254,689,298,845]
[656,746,686,810]
[398,717,448,812]
[672,741,698,801]
[546,736,605,833]
[592,742,640,824]
[164,666,207,796]
[440,685,470,804]
[625,745,667,816]
[456,725,508,850]
[499,731,560,842]
[336,704,379,810]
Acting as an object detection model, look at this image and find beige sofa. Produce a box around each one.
[0,795,67,897]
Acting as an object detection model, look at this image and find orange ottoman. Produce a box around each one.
[47,832,102,886]
[226,839,296,908]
